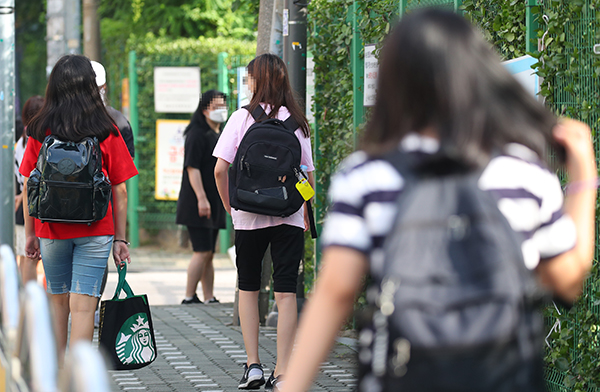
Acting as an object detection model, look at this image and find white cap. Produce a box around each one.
[90,60,106,87]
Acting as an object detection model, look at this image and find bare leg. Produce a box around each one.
[69,293,98,345]
[50,293,70,362]
[201,252,215,301]
[239,290,260,365]
[18,255,38,283]
[273,292,297,376]
[185,251,212,298]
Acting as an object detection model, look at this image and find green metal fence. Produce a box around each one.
[315,0,599,390]
[538,4,600,390]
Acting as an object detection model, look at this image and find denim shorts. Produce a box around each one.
[40,235,113,297]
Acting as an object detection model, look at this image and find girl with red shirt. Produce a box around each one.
[20,55,138,361]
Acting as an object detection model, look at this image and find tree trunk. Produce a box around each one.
[83,0,101,61]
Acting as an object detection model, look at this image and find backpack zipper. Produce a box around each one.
[42,180,94,188]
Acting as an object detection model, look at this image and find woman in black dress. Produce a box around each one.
[176,90,228,304]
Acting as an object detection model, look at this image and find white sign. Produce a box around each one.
[283,9,289,36]
[154,67,201,113]
[306,52,315,124]
[502,55,539,98]
[364,44,379,107]
[155,120,188,200]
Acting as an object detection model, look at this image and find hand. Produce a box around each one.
[25,235,41,260]
[197,197,211,219]
[553,119,596,180]
[113,241,130,268]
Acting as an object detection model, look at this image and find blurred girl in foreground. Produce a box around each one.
[282,9,596,392]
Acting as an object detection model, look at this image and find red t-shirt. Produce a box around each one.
[19,131,138,240]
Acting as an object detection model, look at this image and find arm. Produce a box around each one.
[536,119,597,302]
[22,180,40,260]
[281,246,368,392]
[188,166,211,218]
[214,158,231,214]
[15,193,23,212]
[112,182,130,267]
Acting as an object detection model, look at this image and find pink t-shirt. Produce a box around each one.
[213,104,315,231]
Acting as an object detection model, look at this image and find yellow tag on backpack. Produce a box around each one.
[295,178,315,201]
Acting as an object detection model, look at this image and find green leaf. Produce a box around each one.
[555,358,570,372]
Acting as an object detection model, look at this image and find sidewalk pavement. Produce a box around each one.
[102,247,237,305]
[97,247,359,392]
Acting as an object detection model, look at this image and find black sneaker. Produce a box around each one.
[265,371,276,390]
[207,297,220,304]
[239,363,265,389]
[181,293,203,304]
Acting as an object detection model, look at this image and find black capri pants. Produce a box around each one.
[235,224,304,293]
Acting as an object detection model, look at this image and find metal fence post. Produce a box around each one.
[218,52,232,254]
[218,52,229,96]
[454,0,463,14]
[399,0,406,17]
[0,0,15,247]
[526,0,539,53]
[351,0,364,150]
[128,51,140,248]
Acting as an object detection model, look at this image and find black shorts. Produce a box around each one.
[235,224,304,293]
[187,226,220,252]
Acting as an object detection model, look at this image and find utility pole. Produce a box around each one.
[256,0,284,57]
[283,0,308,303]
[0,0,15,247]
[83,0,101,61]
[47,0,80,76]
[283,0,308,105]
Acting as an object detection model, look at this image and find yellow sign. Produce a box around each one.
[155,120,189,200]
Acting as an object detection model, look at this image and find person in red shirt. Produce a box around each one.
[20,54,138,361]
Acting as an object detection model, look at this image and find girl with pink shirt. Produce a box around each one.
[213,53,314,390]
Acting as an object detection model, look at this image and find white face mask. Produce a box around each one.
[209,108,228,123]
[99,86,107,106]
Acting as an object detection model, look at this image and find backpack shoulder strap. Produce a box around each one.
[243,105,268,122]
[282,116,300,133]
[243,104,300,133]
[381,149,415,182]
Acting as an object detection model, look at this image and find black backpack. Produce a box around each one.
[360,153,546,391]
[229,106,305,217]
[27,135,112,224]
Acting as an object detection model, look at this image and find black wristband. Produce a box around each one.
[113,239,130,246]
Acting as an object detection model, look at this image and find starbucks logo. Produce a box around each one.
[116,313,156,365]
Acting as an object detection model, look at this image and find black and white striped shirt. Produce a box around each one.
[321,135,576,276]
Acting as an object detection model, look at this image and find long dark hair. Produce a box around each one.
[22,95,44,126]
[184,90,226,136]
[247,54,310,138]
[362,9,560,166]
[28,55,117,143]
[21,95,44,147]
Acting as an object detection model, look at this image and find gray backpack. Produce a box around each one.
[361,153,546,391]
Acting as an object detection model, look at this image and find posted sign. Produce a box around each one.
[154,67,201,113]
[364,44,378,107]
[155,120,188,200]
[502,55,539,98]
